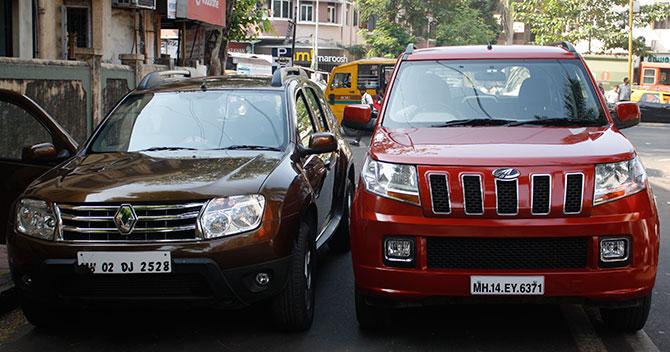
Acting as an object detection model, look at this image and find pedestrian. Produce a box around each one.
[618,77,632,101]
[597,82,605,95]
[359,84,374,107]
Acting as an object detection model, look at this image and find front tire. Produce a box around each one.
[330,179,353,253]
[600,294,652,332]
[271,220,316,331]
[355,290,389,330]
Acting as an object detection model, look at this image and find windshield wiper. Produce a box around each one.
[431,118,515,127]
[212,145,282,151]
[507,118,605,127]
[139,146,198,152]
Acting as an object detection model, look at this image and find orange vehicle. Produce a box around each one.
[325,58,396,122]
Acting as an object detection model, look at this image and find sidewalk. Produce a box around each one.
[0,244,17,313]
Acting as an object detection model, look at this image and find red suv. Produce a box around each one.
[344,43,659,332]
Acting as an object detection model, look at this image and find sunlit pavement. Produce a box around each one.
[0,123,668,352]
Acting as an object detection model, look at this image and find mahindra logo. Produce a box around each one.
[195,0,219,8]
[492,168,521,180]
[114,204,138,234]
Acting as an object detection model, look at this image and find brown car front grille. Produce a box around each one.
[57,202,205,242]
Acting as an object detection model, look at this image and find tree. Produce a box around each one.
[208,0,271,75]
[355,0,499,57]
[513,0,670,54]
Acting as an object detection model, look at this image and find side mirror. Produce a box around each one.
[613,101,641,129]
[303,132,338,156]
[342,104,373,131]
[21,142,58,162]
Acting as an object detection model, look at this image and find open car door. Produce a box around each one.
[0,89,78,243]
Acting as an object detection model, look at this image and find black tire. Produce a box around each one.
[20,294,65,328]
[355,290,390,330]
[329,179,353,253]
[600,294,652,333]
[271,220,316,331]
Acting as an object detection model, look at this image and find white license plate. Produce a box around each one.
[77,251,172,274]
[470,276,544,295]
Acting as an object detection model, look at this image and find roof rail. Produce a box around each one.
[402,43,416,60]
[271,67,309,87]
[137,70,192,90]
[551,41,578,54]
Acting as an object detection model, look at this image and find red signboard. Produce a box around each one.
[187,0,226,27]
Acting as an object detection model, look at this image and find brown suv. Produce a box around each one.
[2,68,355,331]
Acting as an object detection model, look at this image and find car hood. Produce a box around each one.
[26,150,284,203]
[370,126,636,166]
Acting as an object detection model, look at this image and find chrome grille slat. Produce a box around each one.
[461,174,484,215]
[62,224,197,234]
[495,179,518,215]
[564,173,584,214]
[428,173,451,214]
[56,202,204,242]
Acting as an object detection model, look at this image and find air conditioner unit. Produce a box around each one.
[112,0,156,10]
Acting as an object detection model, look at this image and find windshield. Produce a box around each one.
[383,60,606,128]
[89,90,286,153]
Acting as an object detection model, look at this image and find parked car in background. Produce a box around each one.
[325,58,395,122]
[345,43,659,333]
[3,68,355,331]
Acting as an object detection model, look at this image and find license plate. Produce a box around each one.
[470,276,544,295]
[77,251,171,274]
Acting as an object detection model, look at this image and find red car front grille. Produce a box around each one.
[420,166,593,218]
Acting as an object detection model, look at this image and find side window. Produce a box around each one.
[0,101,53,161]
[330,73,351,89]
[295,92,315,147]
[305,87,329,131]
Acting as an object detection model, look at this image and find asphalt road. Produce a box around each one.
[0,123,669,352]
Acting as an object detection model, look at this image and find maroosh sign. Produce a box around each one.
[177,0,226,27]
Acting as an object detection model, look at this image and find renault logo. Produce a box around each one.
[114,204,138,234]
[492,168,521,180]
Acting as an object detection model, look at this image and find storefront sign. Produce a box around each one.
[167,0,177,19]
[176,0,226,27]
[229,42,252,53]
[646,55,670,64]
[272,48,293,72]
[292,49,348,65]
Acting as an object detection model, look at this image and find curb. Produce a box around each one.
[0,273,17,315]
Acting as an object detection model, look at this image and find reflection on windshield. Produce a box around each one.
[90,90,286,153]
[383,60,606,128]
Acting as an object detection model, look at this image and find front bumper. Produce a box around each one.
[8,233,292,308]
[351,187,660,305]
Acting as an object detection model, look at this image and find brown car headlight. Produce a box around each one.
[15,199,57,240]
[199,195,265,239]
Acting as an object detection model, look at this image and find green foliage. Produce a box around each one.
[362,19,415,58]
[513,0,670,54]
[227,0,272,41]
[356,0,499,57]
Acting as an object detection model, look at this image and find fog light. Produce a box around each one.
[255,272,270,286]
[383,237,415,267]
[600,237,630,263]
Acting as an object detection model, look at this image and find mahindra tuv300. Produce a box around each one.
[344,44,660,332]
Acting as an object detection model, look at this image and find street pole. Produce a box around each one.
[291,8,297,67]
[312,0,319,71]
[627,0,634,83]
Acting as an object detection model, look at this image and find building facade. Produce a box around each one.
[254,0,364,73]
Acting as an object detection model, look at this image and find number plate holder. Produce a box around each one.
[470,276,545,295]
[77,251,172,274]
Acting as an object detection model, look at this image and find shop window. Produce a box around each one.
[660,68,670,85]
[65,4,91,48]
[300,2,313,22]
[643,69,656,85]
[327,5,337,23]
[353,10,358,26]
[345,6,349,25]
[272,0,293,19]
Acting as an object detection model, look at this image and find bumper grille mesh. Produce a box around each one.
[426,237,588,269]
[54,274,214,298]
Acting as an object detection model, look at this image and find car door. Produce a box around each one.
[325,66,357,122]
[303,86,339,242]
[295,88,335,243]
[0,89,78,243]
